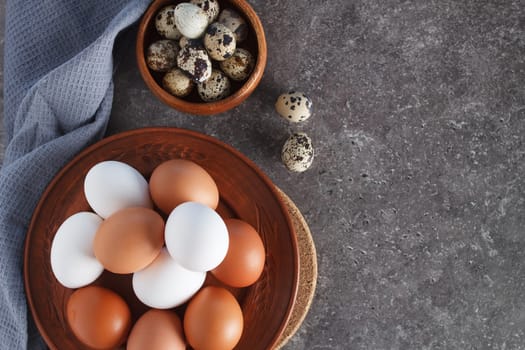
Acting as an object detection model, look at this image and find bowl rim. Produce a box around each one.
[24,127,299,350]
[136,0,268,115]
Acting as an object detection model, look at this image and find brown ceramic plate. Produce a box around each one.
[24,127,299,349]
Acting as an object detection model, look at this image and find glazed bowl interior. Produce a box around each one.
[136,0,267,115]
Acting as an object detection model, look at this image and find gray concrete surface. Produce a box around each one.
[4,1,525,349]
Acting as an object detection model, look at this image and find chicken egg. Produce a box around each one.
[93,207,164,274]
[132,248,205,309]
[50,212,104,288]
[211,218,265,288]
[149,159,219,214]
[127,309,185,350]
[165,201,228,272]
[84,160,152,219]
[67,286,131,349]
[184,286,243,350]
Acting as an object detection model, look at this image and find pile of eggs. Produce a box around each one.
[50,159,265,349]
[146,0,255,102]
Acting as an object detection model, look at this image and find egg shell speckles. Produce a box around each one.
[162,68,194,97]
[146,40,179,72]
[275,91,313,123]
[219,48,254,81]
[179,36,202,49]
[155,5,182,40]
[190,0,220,24]
[177,45,212,83]
[281,133,314,172]
[204,23,236,61]
[197,69,231,102]
[218,8,248,43]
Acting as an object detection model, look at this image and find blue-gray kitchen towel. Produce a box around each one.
[1,0,151,348]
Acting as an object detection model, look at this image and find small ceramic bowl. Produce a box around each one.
[136,0,267,115]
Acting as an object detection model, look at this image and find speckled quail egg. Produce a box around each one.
[219,48,254,81]
[162,68,194,97]
[190,0,220,24]
[146,40,179,72]
[155,5,182,40]
[197,69,231,102]
[275,91,313,123]
[218,8,248,43]
[204,23,236,61]
[179,36,202,49]
[177,45,212,83]
[174,3,209,39]
[281,133,314,172]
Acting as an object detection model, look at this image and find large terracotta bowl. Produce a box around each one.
[24,128,299,349]
[136,0,267,115]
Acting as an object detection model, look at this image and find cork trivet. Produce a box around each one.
[275,188,318,349]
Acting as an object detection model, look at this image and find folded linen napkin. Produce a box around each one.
[1,1,151,348]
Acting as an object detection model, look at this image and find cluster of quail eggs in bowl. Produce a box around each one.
[137,0,267,115]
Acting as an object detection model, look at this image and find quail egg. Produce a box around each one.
[190,0,220,24]
[281,133,314,172]
[155,5,182,40]
[218,8,248,43]
[204,22,236,61]
[146,40,179,72]
[177,44,212,83]
[275,91,313,123]
[219,48,254,81]
[174,3,209,39]
[197,69,231,102]
[162,68,194,97]
[179,36,202,49]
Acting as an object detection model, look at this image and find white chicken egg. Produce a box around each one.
[50,212,104,288]
[84,161,152,219]
[165,201,229,272]
[132,248,206,309]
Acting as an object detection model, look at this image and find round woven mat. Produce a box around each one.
[274,188,318,349]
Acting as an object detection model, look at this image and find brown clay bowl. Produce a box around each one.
[136,0,267,115]
[24,128,299,349]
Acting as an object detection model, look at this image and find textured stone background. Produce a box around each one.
[3,1,525,349]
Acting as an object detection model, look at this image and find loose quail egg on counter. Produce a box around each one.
[275,91,313,123]
[281,132,315,172]
[174,2,209,39]
[198,69,231,102]
[162,68,194,97]
[218,8,248,43]
[204,22,236,61]
[155,5,182,40]
[219,48,255,81]
[177,44,212,83]
[190,0,220,24]
[146,39,179,72]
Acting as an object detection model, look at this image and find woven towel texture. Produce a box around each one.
[1,1,151,348]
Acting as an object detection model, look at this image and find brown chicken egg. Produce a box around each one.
[184,286,243,350]
[93,207,164,274]
[211,218,265,287]
[66,286,131,349]
[127,309,186,350]
[149,159,219,214]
